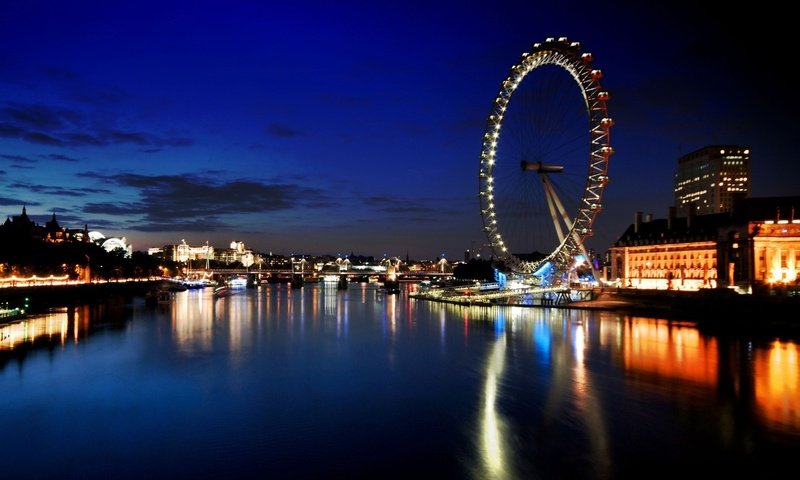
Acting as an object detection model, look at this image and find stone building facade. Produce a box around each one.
[609,197,800,291]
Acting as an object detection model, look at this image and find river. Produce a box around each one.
[1,282,798,479]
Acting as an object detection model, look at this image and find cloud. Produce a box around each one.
[45,153,80,162]
[131,218,232,233]
[0,197,40,206]
[62,132,104,146]
[0,101,194,149]
[1,154,36,163]
[8,181,110,196]
[361,194,439,221]
[22,131,64,146]
[1,102,78,130]
[0,122,25,137]
[82,202,145,216]
[109,131,149,145]
[77,172,332,231]
[266,123,304,138]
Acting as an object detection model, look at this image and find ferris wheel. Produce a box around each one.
[478,37,613,276]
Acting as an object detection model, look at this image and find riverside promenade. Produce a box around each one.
[0,279,161,315]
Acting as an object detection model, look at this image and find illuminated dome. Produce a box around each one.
[88,231,106,243]
[102,237,128,252]
[89,231,133,258]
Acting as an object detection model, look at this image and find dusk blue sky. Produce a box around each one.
[1,1,795,260]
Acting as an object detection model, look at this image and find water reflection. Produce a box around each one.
[167,284,409,358]
[621,317,718,385]
[1,283,798,478]
[0,302,126,369]
[755,340,799,431]
[572,320,611,479]
[480,332,508,479]
[172,289,215,354]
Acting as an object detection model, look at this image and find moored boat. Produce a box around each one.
[227,276,248,288]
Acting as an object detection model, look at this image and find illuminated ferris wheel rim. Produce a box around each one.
[478,36,613,274]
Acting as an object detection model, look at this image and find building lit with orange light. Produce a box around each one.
[609,197,800,291]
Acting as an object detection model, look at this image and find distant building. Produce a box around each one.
[173,239,214,264]
[609,197,800,291]
[674,145,750,217]
[164,240,258,267]
[89,231,133,258]
[217,241,256,267]
[0,206,89,243]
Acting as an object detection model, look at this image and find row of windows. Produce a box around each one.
[629,268,717,280]
[630,252,716,262]
[757,252,800,264]
[629,261,714,270]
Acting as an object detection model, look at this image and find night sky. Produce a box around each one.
[1,1,796,260]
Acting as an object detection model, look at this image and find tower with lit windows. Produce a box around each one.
[673,145,750,217]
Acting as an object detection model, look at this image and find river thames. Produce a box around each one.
[1,282,798,479]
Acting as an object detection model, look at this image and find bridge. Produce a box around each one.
[183,267,453,282]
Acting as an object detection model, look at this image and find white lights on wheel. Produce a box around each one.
[477,37,611,275]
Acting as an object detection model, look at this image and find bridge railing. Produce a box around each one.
[185,268,453,277]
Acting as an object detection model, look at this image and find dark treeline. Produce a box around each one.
[0,235,174,280]
[0,207,178,280]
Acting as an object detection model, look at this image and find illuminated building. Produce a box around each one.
[674,145,750,217]
[88,231,133,257]
[609,197,800,291]
[173,239,215,263]
[217,241,256,267]
[166,239,258,267]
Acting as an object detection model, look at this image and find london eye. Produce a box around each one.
[478,37,613,281]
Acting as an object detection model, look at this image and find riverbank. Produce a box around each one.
[570,287,800,337]
[410,286,800,338]
[0,280,162,316]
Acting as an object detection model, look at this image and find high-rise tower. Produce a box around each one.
[673,145,750,217]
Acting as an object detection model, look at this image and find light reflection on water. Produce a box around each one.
[0,283,798,479]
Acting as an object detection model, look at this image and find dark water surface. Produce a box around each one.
[1,283,798,479]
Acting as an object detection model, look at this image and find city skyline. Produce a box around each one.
[1,1,797,260]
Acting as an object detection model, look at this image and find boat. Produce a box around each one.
[183,278,215,289]
[227,276,248,288]
[0,306,26,323]
[213,286,233,298]
[164,280,187,292]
